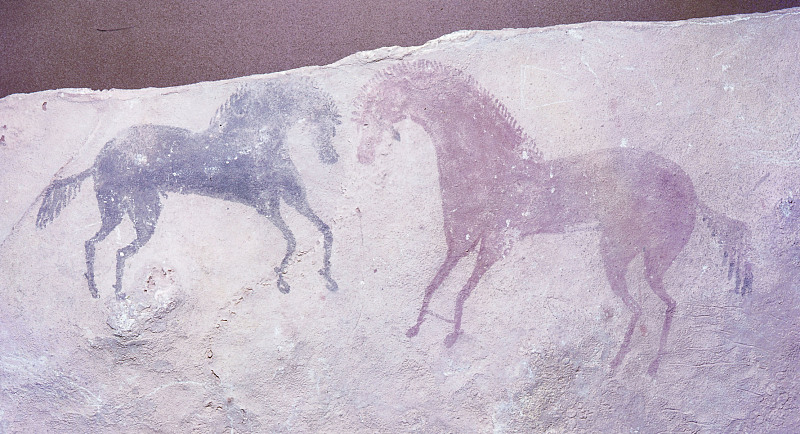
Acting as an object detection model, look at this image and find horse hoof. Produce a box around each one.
[277,280,290,294]
[444,331,461,347]
[326,279,339,292]
[319,269,338,291]
[112,283,127,300]
[406,325,420,338]
[647,359,660,376]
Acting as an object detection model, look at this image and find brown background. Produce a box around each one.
[1,0,797,98]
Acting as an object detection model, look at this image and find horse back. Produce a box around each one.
[439,147,698,243]
[552,148,698,239]
[97,125,194,173]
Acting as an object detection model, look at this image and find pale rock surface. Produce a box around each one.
[2,8,800,432]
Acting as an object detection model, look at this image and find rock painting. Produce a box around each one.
[36,78,341,299]
[355,60,754,374]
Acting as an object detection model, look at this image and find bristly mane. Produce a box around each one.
[357,59,542,163]
[210,77,340,130]
[210,85,249,128]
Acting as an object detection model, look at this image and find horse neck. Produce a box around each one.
[401,88,535,170]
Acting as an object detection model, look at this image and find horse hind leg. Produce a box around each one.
[113,190,162,299]
[258,196,296,294]
[85,193,125,298]
[643,248,680,376]
[600,237,641,373]
[283,192,338,292]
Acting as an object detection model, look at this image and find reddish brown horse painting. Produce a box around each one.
[355,60,752,374]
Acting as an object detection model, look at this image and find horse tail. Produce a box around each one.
[698,202,754,294]
[36,166,95,229]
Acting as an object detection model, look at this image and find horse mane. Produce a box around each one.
[357,60,541,162]
[210,77,340,130]
[210,85,249,128]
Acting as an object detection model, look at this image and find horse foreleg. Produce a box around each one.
[285,196,337,292]
[444,241,499,347]
[258,197,296,294]
[406,252,462,338]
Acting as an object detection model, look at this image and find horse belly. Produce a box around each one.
[528,191,597,235]
[171,164,258,201]
[508,165,596,235]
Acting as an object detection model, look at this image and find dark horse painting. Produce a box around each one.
[36,77,340,299]
[355,60,753,374]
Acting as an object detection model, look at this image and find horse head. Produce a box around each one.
[354,76,413,164]
[213,79,341,165]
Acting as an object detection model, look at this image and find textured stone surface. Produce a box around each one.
[2,8,799,432]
